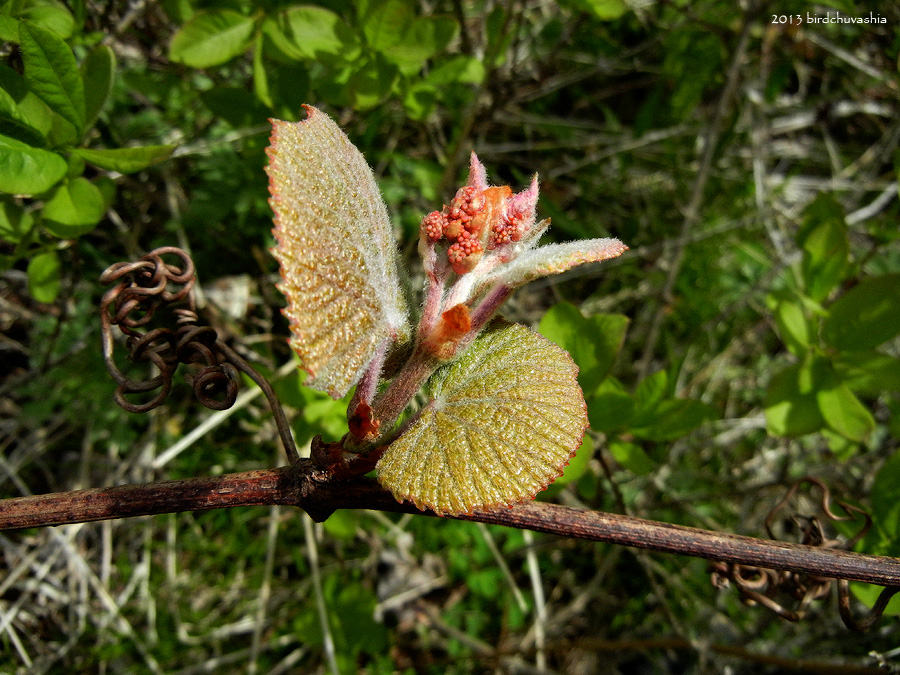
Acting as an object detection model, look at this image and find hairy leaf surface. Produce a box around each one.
[377,322,587,515]
[493,238,628,288]
[267,106,409,398]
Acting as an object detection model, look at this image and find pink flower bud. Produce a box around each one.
[421,211,447,241]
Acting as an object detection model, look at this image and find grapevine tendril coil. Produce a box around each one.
[99,246,299,464]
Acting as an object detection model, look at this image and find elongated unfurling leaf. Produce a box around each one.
[267,106,409,398]
[492,238,628,289]
[377,322,588,515]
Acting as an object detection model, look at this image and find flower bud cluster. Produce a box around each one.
[420,156,538,275]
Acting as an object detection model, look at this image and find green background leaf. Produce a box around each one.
[0,133,66,194]
[587,377,635,433]
[798,194,848,302]
[19,20,84,136]
[81,45,116,129]
[0,199,35,243]
[765,360,826,437]
[169,10,256,68]
[833,351,900,395]
[539,302,629,391]
[823,275,900,351]
[42,177,106,237]
[27,250,61,302]
[262,7,356,62]
[73,145,175,173]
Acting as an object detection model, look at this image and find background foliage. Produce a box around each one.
[2,0,900,672]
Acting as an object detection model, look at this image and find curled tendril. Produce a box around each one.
[100,247,299,464]
[710,477,898,631]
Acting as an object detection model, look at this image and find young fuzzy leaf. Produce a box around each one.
[491,238,628,288]
[377,322,588,516]
[267,105,409,399]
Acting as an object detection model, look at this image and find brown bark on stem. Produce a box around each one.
[1,463,899,588]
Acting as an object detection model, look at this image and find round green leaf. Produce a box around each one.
[426,55,486,86]
[27,250,60,303]
[0,64,55,139]
[563,0,628,20]
[0,81,46,146]
[798,194,848,302]
[377,322,588,516]
[169,10,256,68]
[0,133,66,194]
[42,176,105,237]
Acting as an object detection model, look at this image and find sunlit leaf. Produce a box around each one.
[817,378,874,442]
[0,82,45,146]
[0,133,66,194]
[377,322,587,516]
[767,290,811,355]
[262,6,358,62]
[169,9,255,68]
[426,55,485,86]
[42,176,105,237]
[19,1,76,39]
[0,64,54,140]
[562,0,628,20]
[19,20,84,136]
[267,105,409,398]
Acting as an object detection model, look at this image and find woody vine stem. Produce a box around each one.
[0,463,898,631]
